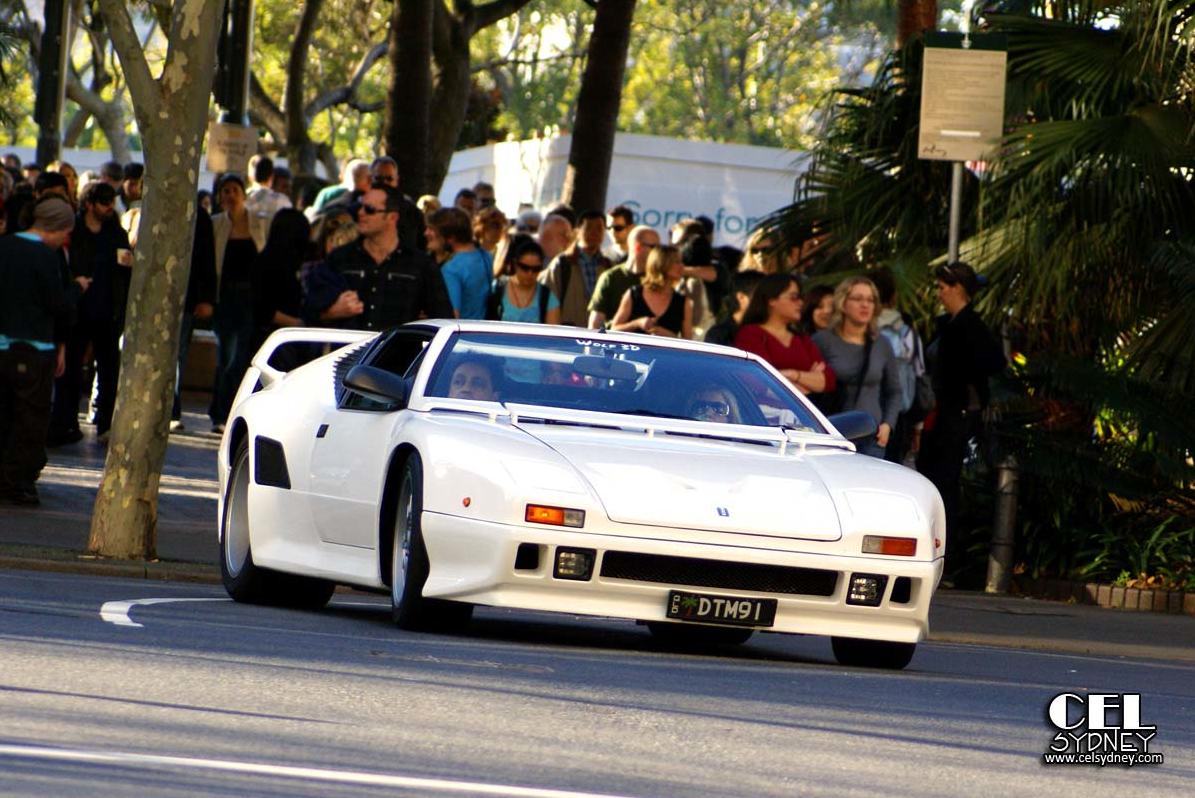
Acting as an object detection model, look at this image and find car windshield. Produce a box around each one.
[424,332,826,432]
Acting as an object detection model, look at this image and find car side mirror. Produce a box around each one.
[343,365,410,406]
[826,410,877,443]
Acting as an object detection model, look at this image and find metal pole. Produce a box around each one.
[947,160,964,262]
[985,456,1019,593]
[34,0,72,167]
[217,0,254,125]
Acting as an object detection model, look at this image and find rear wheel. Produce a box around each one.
[830,636,916,670]
[646,622,753,647]
[390,455,472,631]
[220,438,334,609]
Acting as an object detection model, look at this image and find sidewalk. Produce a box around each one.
[2,392,1192,663]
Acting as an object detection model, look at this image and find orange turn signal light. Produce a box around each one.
[862,535,917,557]
[525,504,585,528]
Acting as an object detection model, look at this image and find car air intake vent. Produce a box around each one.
[599,551,838,597]
[332,341,371,399]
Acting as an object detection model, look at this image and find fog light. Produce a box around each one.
[526,504,585,528]
[553,547,595,581]
[846,573,888,607]
[862,535,917,556]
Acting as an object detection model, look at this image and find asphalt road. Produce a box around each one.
[2,569,1192,798]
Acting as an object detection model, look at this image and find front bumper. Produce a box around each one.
[421,513,943,644]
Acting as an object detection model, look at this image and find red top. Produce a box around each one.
[734,324,836,392]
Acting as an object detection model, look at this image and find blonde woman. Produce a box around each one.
[611,244,693,339]
[47,161,79,208]
[737,228,783,274]
[811,276,902,458]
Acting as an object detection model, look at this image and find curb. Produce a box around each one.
[1016,576,1195,616]
[0,547,219,585]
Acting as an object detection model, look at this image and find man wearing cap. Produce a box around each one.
[0,198,89,505]
[315,184,452,330]
[49,181,132,445]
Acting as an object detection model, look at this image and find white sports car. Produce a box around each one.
[218,321,945,669]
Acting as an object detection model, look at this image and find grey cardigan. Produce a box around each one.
[812,329,903,429]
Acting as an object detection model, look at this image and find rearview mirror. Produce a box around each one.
[571,355,638,382]
[826,410,877,443]
[344,365,410,405]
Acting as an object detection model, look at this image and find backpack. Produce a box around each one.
[878,315,919,413]
[486,276,551,323]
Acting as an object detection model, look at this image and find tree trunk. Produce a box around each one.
[283,0,324,176]
[413,0,534,196]
[88,0,224,560]
[560,0,636,214]
[385,0,435,197]
[896,0,937,49]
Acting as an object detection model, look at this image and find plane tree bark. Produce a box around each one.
[560,0,636,214]
[87,0,224,560]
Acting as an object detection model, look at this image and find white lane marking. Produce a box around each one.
[100,598,230,628]
[0,743,643,798]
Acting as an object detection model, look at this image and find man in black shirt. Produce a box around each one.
[315,184,452,330]
[50,182,132,443]
[0,199,81,505]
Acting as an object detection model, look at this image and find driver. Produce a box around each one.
[687,386,737,424]
[446,356,502,401]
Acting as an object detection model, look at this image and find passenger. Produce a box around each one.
[687,386,739,424]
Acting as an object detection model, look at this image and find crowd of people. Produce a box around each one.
[1,149,1004,532]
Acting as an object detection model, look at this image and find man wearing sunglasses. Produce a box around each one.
[369,157,426,253]
[587,225,659,329]
[605,205,634,264]
[315,185,452,331]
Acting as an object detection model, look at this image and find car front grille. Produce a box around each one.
[599,551,838,597]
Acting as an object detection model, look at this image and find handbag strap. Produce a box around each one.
[851,336,873,407]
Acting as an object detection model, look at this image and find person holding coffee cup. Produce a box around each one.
[47,181,133,447]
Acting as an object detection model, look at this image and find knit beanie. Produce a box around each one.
[32,197,76,231]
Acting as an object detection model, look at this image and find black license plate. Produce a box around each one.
[666,590,777,628]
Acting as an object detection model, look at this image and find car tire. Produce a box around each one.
[220,438,335,609]
[830,636,916,670]
[646,622,753,647]
[390,454,472,631]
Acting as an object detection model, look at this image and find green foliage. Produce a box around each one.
[472,0,592,141]
[253,0,390,157]
[472,1,888,149]
[621,0,882,149]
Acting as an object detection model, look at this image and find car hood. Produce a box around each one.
[523,426,842,542]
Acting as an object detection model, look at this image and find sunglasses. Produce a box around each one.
[515,261,544,272]
[690,400,730,418]
[610,224,628,232]
[750,246,772,255]
[359,204,391,216]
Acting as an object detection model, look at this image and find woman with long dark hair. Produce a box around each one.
[734,272,835,398]
[250,208,312,355]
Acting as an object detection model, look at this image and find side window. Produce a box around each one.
[339,333,431,411]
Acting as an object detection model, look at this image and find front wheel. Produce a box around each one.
[390,455,472,631]
[830,636,916,670]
